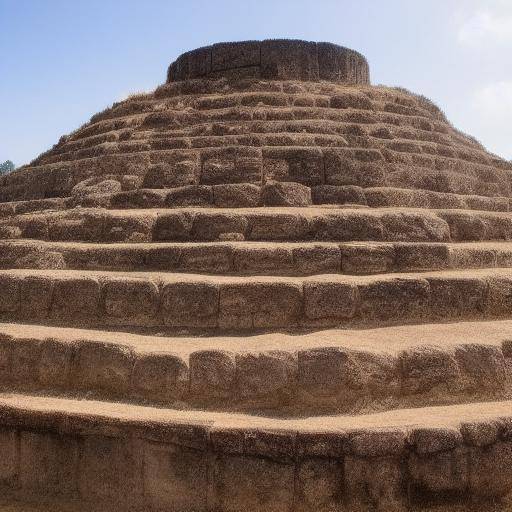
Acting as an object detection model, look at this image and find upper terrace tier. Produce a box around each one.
[167,39,370,83]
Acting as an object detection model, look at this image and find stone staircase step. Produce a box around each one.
[0,320,511,414]
[3,239,512,275]
[3,268,512,330]
[3,206,512,243]
[2,186,509,216]
[0,392,511,510]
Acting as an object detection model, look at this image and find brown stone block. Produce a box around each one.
[298,347,350,396]
[341,243,394,274]
[261,181,312,206]
[51,277,101,322]
[179,244,233,273]
[399,346,462,395]
[161,281,219,327]
[143,441,208,511]
[330,92,372,110]
[153,211,194,241]
[232,245,292,274]
[0,274,21,313]
[409,447,468,495]
[165,184,213,207]
[304,280,358,321]
[189,350,236,398]
[467,441,512,497]
[484,276,512,316]
[10,337,42,389]
[263,147,324,185]
[79,436,143,504]
[248,212,310,240]
[381,212,450,242]
[409,428,463,455]
[110,189,167,208]
[345,456,406,512]
[74,341,134,396]
[324,149,386,187]
[455,343,508,391]
[143,152,200,188]
[214,455,295,512]
[191,212,249,241]
[427,276,486,319]
[296,457,344,512]
[102,212,155,242]
[200,147,262,185]
[48,211,105,242]
[348,429,406,458]
[312,184,367,205]
[394,242,450,271]
[218,281,302,329]
[20,431,79,496]
[0,428,18,487]
[314,212,384,241]
[261,39,319,81]
[19,276,53,320]
[211,41,261,71]
[235,350,297,399]
[358,277,430,323]
[212,183,261,207]
[297,431,346,458]
[293,244,341,274]
[132,352,188,402]
[38,337,74,389]
[102,278,159,325]
[460,420,500,447]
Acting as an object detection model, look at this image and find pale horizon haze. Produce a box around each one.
[1,0,511,167]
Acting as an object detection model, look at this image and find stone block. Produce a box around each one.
[48,211,104,242]
[248,212,310,240]
[213,183,261,207]
[261,39,319,81]
[0,274,21,313]
[79,436,142,504]
[341,243,394,274]
[102,212,155,242]
[348,430,406,458]
[235,351,297,399]
[358,277,430,323]
[324,149,386,187]
[218,281,302,329]
[20,431,79,496]
[143,441,208,511]
[214,455,295,512]
[132,352,189,402]
[312,184,367,205]
[142,152,200,188]
[191,212,248,241]
[409,428,463,455]
[153,211,194,241]
[427,276,486,319]
[189,350,236,398]
[399,346,462,395]
[408,447,468,495]
[179,244,232,273]
[292,244,341,274]
[51,277,101,322]
[263,147,324,185]
[296,458,344,512]
[211,41,261,72]
[232,246,292,274]
[19,276,54,320]
[38,338,74,389]
[110,189,167,208]
[261,181,312,206]
[394,242,450,271]
[74,341,134,396]
[200,147,262,185]
[102,278,159,325]
[304,280,358,321]
[165,184,213,207]
[0,429,18,486]
[161,281,219,327]
[314,211,384,241]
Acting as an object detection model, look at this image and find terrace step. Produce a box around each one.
[3,206,512,243]
[2,186,510,215]
[3,239,512,275]
[3,268,512,331]
[0,393,512,510]
[0,320,511,415]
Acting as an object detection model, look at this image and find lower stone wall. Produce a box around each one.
[1,413,512,511]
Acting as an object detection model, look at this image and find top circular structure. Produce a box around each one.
[167,39,370,84]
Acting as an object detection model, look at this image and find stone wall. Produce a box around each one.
[167,39,370,84]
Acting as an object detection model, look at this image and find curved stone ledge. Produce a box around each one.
[167,39,370,84]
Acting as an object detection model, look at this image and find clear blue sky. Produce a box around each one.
[1,0,511,167]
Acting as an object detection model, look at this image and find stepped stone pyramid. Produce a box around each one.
[2,38,512,511]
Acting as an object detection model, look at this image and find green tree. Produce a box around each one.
[0,160,15,175]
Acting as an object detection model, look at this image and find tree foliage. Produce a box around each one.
[0,161,15,175]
